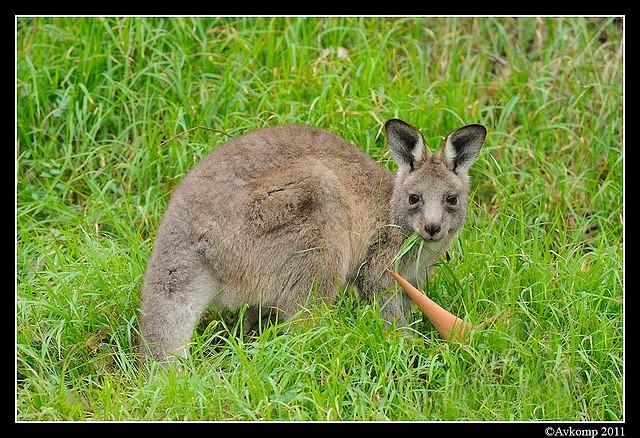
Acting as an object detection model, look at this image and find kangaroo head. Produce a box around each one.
[385,119,486,243]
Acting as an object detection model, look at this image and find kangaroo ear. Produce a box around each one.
[385,119,426,173]
[443,124,486,174]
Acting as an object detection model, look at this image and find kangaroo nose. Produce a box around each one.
[424,224,441,236]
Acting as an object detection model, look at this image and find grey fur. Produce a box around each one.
[140,120,486,360]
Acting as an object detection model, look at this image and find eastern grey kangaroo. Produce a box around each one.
[140,119,486,360]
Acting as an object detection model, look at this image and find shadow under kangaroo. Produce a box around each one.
[139,119,486,361]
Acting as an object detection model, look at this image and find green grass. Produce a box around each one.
[16,17,623,421]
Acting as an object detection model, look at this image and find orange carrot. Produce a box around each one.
[386,269,473,341]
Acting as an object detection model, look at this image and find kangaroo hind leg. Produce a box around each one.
[140,254,216,361]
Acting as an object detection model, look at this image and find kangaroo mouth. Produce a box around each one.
[418,233,444,242]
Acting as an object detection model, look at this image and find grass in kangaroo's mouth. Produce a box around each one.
[17,17,622,420]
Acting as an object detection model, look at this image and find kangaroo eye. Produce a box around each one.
[446,195,458,205]
[408,194,420,205]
